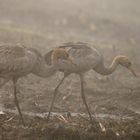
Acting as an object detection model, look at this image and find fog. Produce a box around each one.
[0,0,140,25]
[0,0,139,63]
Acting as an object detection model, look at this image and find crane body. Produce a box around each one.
[0,43,72,126]
[45,42,136,125]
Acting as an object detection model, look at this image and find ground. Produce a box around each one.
[0,109,139,140]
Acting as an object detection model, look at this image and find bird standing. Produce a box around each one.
[0,43,74,126]
[45,42,136,125]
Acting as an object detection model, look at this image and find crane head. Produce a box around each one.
[118,56,136,77]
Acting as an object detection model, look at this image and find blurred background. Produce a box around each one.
[0,0,139,49]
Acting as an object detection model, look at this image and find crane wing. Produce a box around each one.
[45,42,101,68]
[59,42,98,58]
[59,42,91,50]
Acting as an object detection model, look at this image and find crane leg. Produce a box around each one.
[47,73,68,121]
[79,74,93,125]
[13,79,25,126]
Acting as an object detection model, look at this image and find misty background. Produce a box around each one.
[0,0,140,46]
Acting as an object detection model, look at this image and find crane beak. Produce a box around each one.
[128,66,136,77]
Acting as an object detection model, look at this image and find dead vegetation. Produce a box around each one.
[0,110,140,140]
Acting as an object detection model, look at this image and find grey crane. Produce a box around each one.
[45,42,136,125]
[0,43,74,126]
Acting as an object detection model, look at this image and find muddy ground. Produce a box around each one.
[0,111,139,140]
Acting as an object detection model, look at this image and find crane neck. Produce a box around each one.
[94,56,119,75]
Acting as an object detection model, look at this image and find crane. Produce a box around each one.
[45,42,136,125]
[0,43,74,126]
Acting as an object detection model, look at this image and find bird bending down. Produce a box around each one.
[45,42,136,125]
[0,43,74,126]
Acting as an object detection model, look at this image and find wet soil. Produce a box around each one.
[0,110,140,140]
